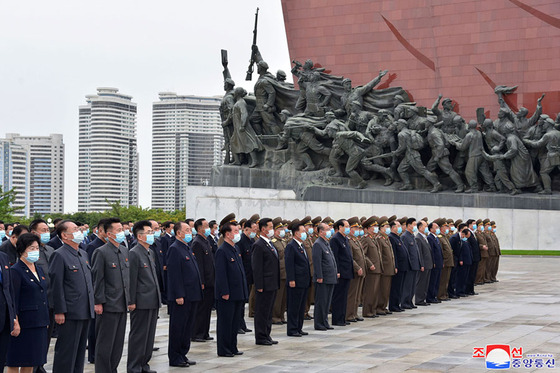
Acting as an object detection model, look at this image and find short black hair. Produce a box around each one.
[209,220,217,229]
[334,219,347,231]
[259,218,272,231]
[317,223,327,233]
[290,221,304,235]
[406,217,416,226]
[162,221,174,229]
[16,233,40,257]
[174,221,185,235]
[244,219,255,229]
[185,218,194,225]
[458,223,467,231]
[461,228,471,236]
[194,218,206,233]
[133,220,152,238]
[103,217,121,233]
[466,219,476,226]
[428,222,436,231]
[29,219,48,232]
[97,218,109,230]
[389,221,397,228]
[58,220,75,235]
[53,218,63,225]
[220,222,234,236]
[12,224,29,238]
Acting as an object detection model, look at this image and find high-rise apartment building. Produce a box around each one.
[78,87,138,212]
[151,93,223,211]
[0,133,64,217]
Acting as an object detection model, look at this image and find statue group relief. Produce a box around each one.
[219,11,560,195]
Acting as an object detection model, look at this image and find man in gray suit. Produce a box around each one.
[311,223,338,331]
[128,220,161,373]
[414,220,433,306]
[400,218,423,309]
[49,220,95,373]
[92,217,131,373]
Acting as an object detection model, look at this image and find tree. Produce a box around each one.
[0,186,22,220]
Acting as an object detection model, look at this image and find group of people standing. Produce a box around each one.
[0,213,501,372]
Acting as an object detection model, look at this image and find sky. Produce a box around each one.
[0,0,291,212]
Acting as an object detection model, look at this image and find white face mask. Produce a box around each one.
[267,229,274,238]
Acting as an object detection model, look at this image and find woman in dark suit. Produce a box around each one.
[6,233,49,373]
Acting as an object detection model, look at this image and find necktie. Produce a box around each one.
[269,242,278,258]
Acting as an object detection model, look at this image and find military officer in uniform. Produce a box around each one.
[127,220,161,373]
[474,219,489,285]
[374,216,395,315]
[361,216,383,317]
[436,219,454,301]
[347,218,370,322]
[91,218,131,373]
[301,216,317,320]
[487,221,501,282]
[271,217,288,325]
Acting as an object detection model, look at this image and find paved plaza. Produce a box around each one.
[45,256,559,372]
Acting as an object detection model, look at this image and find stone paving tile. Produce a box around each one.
[38,256,560,372]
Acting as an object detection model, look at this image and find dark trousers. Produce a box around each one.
[286,287,308,335]
[254,290,276,343]
[193,286,214,340]
[331,278,350,325]
[427,268,441,302]
[0,309,10,372]
[127,308,158,373]
[415,269,431,304]
[95,311,127,373]
[87,317,95,362]
[238,302,247,331]
[389,270,406,310]
[168,301,198,365]
[401,270,418,307]
[448,263,458,297]
[456,264,470,295]
[314,283,334,329]
[467,261,479,293]
[53,318,90,373]
[216,299,242,356]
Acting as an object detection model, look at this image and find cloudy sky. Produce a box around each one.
[0,0,290,212]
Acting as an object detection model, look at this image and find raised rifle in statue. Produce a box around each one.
[245,7,259,81]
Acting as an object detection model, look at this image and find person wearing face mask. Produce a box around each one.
[474,219,490,286]
[271,218,288,326]
[447,219,462,299]
[311,222,338,330]
[301,216,318,321]
[0,221,7,242]
[232,215,253,332]
[330,219,353,326]
[414,220,433,307]
[374,216,395,315]
[251,218,280,346]
[388,219,409,312]
[487,221,501,283]
[207,220,219,255]
[6,233,49,373]
[346,217,369,323]
[284,220,312,337]
[127,220,161,373]
[0,225,29,267]
[91,217,131,373]
[436,219,454,301]
[214,222,248,357]
[166,221,202,368]
[28,219,55,373]
[148,220,166,307]
[401,218,423,310]
[465,219,480,296]
[450,225,472,297]
[191,218,216,343]
[0,247,17,372]
[426,221,443,304]
[360,216,382,318]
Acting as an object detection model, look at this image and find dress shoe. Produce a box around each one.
[402,306,412,310]
[273,321,283,325]
[315,327,327,331]
[237,329,246,334]
[185,359,196,366]
[142,369,157,373]
[356,317,364,321]
[469,292,478,295]
[152,347,160,351]
[243,328,252,332]
[449,295,459,299]
[415,302,429,306]
[456,293,467,297]
[281,321,287,324]
[304,315,313,320]
[205,336,214,340]
[269,340,279,344]
[345,321,351,325]
[347,318,357,322]
[299,331,308,335]
[288,333,302,337]
[333,322,346,326]
[256,341,273,346]
[234,351,244,355]
[384,310,393,314]
[364,315,376,318]
[192,338,206,342]
[326,326,334,329]
[218,353,234,357]
[389,308,403,312]
[411,305,417,309]
[169,362,189,368]
[441,298,450,301]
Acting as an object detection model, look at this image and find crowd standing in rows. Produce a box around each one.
[0,214,501,372]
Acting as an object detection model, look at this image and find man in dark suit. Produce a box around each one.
[47,223,64,250]
[191,218,215,342]
[0,224,28,266]
[127,220,161,373]
[49,220,95,373]
[450,226,472,297]
[208,220,219,255]
[251,218,280,345]
[214,222,248,357]
[389,219,409,312]
[312,222,338,330]
[0,250,16,371]
[401,218,423,309]
[148,219,165,305]
[330,219,353,326]
[91,218,131,373]
[414,220,433,306]
[237,218,255,332]
[427,221,443,304]
[284,220,311,337]
[466,219,480,295]
[166,221,202,367]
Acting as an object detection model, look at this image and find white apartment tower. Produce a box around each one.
[78,87,138,212]
[151,93,223,211]
[0,133,64,217]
